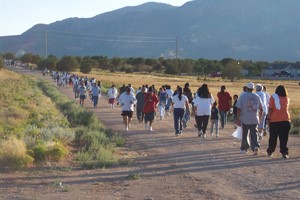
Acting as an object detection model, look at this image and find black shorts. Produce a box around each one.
[144,112,155,122]
[121,111,133,118]
[80,94,86,99]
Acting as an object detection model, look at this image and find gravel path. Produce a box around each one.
[1,68,299,200]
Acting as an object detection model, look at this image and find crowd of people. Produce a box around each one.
[50,70,291,159]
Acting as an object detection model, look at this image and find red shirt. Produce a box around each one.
[217,91,232,111]
[143,93,159,113]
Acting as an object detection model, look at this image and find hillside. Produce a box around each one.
[1,0,300,61]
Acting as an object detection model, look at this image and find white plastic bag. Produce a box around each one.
[232,126,242,140]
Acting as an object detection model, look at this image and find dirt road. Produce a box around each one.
[1,68,299,200]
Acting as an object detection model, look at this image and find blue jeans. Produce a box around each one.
[220,110,228,128]
[174,108,184,134]
[210,119,219,134]
[92,96,99,107]
[241,124,260,151]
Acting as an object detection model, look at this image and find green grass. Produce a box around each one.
[0,70,124,170]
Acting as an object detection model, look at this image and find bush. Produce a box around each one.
[291,118,300,128]
[289,127,300,135]
[32,144,47,161]
[75,146,117,169]
[47,143,69,162]
[0,137,33,169]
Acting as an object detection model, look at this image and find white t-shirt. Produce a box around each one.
[193,95,215,116]
[107,87,118,99]
[172,94,188,109]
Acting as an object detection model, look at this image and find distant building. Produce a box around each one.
[261,63,300,78]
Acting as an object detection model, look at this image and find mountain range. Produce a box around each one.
[1,0,300,61]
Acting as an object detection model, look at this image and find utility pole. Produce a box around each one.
[175,37,178,59]
[45,30,48,58]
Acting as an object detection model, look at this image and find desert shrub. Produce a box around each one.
[0,137,34,169]
[50,126,75,145]
[104,129,125,147]
[76,129,109,151]
[47,143,69,162]
[75,110,98,127]
[291,118,300,128]
[32,144,47,161]
[289,127,300,135]
[75,146,117,169]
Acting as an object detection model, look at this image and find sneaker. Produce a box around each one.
[216,133,219,138]
[149,126,153,131]
[175,133,179,137]
[203,134,206,138]
[144,123,148,130]
[240,150,247,154]
[125,126,129,131]
[282,154,289,159]
[197,130,202,137]
[253,147,259,155]
[267,152,273,157]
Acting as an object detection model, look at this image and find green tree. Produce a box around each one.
[111,57,124,71]
[3,52,15,60]
[37,56,58,70]
[164,59,179,75]
[57,56,79,72]
[222,61,242,82]
[80,60,93,74]
[0,55,4,69]
[20,53,33,64]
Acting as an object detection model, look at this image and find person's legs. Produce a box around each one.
[278,121,290,156]
[210,119,215,134]
[219,110,226,129]
[174,108,180,134]
[241,124,250,151]
[215,119,219,136]
[202,115,209,135]
[249,124,259,154]
[136,108,142,123]
[267,122,279,156]
[123,115,128,130]
[195,115,202,133]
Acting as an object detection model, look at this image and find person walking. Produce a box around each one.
[158,86,167,120]
[136,86,146,123]
[210,101,219,137]
[165,85,174,116]
[107,84,118,109]
[193,84,215,138]
[172,87,190,136]
[217,85,232,129]
[236,82,263,155]
[143,87,159,131]
[90,81,101,108]
[183,83,193,128]
[118,87,137,131]
[78,81,87,107]
[255,84,268,140]
[266,85,291,158]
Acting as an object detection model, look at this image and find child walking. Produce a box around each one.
[210,101,219,137]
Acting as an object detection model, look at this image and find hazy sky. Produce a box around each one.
[1,0,191,36]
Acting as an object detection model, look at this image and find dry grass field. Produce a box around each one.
[77,70,300,118]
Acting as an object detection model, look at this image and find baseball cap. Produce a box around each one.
[246,82,255,90]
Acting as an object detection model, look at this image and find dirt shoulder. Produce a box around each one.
[1,68,299,200]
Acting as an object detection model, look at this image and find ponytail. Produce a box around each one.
[178,87,183,101]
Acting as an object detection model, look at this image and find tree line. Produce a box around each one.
[1,52,299,81]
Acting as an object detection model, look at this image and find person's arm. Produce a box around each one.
[185,100,190,113]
